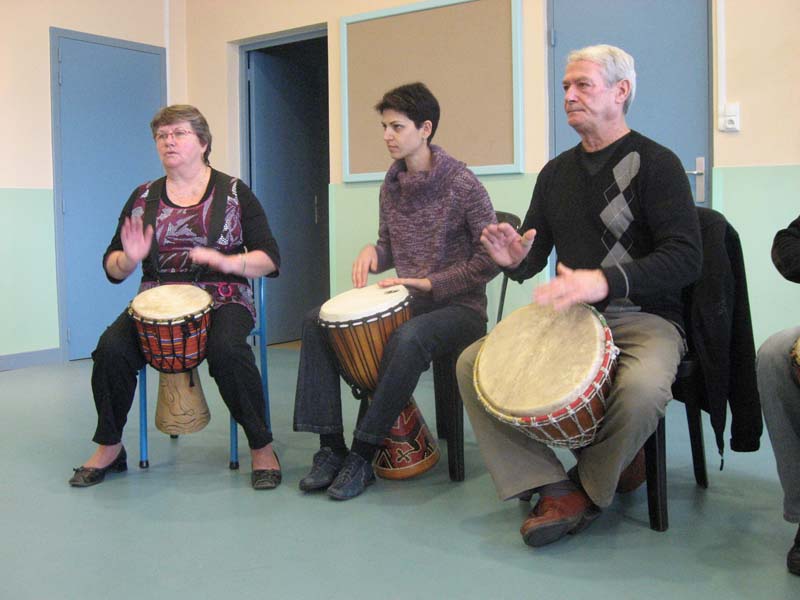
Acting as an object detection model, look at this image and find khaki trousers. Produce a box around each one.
[457,311,685,508]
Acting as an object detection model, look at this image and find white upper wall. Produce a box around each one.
[0,0,797,190]
[0,0,172,189]
[713,0,800,167]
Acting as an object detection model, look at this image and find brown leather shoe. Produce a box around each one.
[616,448,646,494]
[520,490,600,547]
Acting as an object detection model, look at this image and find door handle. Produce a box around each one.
[685,157,705,203]
[314,194,319,225]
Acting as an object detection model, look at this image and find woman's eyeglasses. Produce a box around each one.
[154,129,195,143]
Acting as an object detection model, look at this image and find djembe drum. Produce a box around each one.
[474,302,619,449]
[128,284,213,435]
[318,284,440,479]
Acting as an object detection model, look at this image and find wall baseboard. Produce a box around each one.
[0,348,62,372]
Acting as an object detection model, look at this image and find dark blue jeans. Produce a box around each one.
[293,302,486,444]
[91,302,272,449]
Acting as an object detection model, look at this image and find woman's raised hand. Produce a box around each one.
[120,215,154,266]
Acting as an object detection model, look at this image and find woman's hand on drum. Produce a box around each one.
[378,277,432,292]
[480,223,536,269]
[120,215,154,265]
[534,263,609,311]
[190,248,276,278]
[352,245,379,288]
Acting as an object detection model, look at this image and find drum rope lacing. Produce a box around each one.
[475,304,622,450]
[318,300,411,400]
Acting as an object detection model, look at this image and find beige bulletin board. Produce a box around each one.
[341,0,523,181]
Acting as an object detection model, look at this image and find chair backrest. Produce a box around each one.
[495,211,521,230]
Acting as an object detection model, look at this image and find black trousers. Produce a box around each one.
[294,303,485,444]
[90,303,272,449]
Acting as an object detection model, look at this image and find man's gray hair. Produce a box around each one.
[567,44,636,114]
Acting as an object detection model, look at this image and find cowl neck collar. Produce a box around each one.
[384,145,462,204]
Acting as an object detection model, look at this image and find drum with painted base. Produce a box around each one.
[319,284,440,479]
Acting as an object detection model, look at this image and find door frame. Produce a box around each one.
[50,27,166,362]
[545,0,714,205]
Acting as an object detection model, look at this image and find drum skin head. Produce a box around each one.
[476,303,605,418]
[130,285,212,321]
[319,284,409,323]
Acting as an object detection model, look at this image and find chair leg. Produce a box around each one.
[446,386,465,482]
[433,358,448,440]
[257,276,271,432]
[684,399,708,488]
[229,416,240,470]
[433,355,465,482]
[138,368,149,469]
[644,417,668,532]
[496,275,510,323]
[138,367,248,471]
[356,397,369,426]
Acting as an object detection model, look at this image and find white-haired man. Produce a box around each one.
[457,45,702,547]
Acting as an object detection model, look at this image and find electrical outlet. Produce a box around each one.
[719,102,741,132]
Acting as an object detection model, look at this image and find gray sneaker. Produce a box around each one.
[299,447,346,492]
[327,452,375,500]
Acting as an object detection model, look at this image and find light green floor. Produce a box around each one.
[1,347,798,599]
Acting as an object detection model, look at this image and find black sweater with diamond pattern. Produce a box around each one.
[507,131,702,328]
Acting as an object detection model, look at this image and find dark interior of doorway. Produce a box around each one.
[248,35,330,344]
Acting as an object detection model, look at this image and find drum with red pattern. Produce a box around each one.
[128,284,212,373]
[475,302,618,449]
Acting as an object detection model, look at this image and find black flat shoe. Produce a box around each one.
[251,452,281,490]
[788,526,800,576]
[69,447,127,488]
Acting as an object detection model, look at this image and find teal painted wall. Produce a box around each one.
[329,173,545,328]
[0,188,60,355]
[3,168,799,361]
[714,165,800,348]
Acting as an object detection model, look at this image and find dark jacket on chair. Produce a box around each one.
[686,207,762,457]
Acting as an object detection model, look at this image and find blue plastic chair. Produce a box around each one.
[137,277,270,470]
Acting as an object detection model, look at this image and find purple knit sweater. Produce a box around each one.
[374,145,499,320]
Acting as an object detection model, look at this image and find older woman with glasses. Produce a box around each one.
[69,105,282,490]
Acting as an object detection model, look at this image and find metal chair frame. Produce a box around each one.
[137,277,270,469]
[644,351,709,532]
[431,211,523,481]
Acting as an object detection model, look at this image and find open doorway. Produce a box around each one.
[244,33,330,344]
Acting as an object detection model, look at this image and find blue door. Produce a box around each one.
[549,0,710,204]
[247,38,330,343]
[53,30,165,359]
